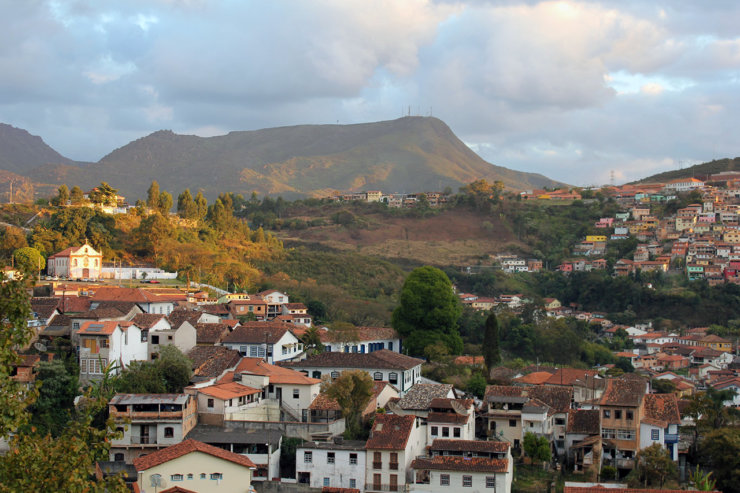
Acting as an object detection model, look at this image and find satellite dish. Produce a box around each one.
[34,342,47,352]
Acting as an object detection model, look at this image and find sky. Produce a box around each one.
[1,0,739,186]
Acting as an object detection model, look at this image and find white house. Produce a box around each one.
[410,440,513,493]
[427,398,476,442]
[664,177,704,192]
[47,242,103,279]
[133,439,256,493]
[90,287,186,315]
[221,322,303,364]
[196,381,262,423]
[296,439,367,490]
[318,326,402,354]
[639,394,681,461]
[365,414,427,492]
[131,313,196,360]
[282,349,424,393]
[77,321,148,382]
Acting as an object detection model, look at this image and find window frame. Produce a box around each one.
[440,474,450,486]
[463,475,473,487]
[304,451,313,463]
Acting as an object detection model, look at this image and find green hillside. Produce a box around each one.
[23,117,565,200]
[634,157,740,183]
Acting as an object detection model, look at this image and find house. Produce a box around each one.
[297,439,367,490]
[77,321,148,382]
[426,398,476,442]
[283,350,424,393]
[697,334,733,352]
[47,242,103,279]
[187,346,242,383]
[133,439,256,493]
[317,326,401,354]
[109,393,198,463]
[221,322,303,363]
[227,298,268,321]
[186,426,282,482]
[195,381,262,425]
[280,303,312,327]
[595,375,648,471]
[565,409,601,470]
[132,313,196,360]
[91,287,186,315]
[639,393,681,461]
[410,440,512,493]
[258,290,289,318]
[389,384,456,417]
[195,322,231,346]
[364,414,427,493]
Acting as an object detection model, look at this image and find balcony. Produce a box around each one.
[389,462,399,471]
[664,433,679,444]
[365,484,399,492]
[373,462,383,470]
[130,435,158,445]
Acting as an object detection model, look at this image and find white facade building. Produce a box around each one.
[296,440,367,490]
[47,243,103,279]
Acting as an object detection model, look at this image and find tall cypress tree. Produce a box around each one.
[483,311,501,371]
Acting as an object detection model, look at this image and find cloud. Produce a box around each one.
[0,0,738,185]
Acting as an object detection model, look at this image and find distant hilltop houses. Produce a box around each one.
[327,190,450,207]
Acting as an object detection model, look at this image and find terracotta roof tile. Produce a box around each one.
[131,313,167,329]
[566,409,600,434]
[513,371,554,385]
[397,384,453,410]
[77,320,120,335]
[545,369,599,386]
[195,323,230,344]
[187,346,241,378]
[222,322,296,344]
[643,393,681,426]
[197,382,260,400]
[366,414,416,450]
[430,439,509,454]
[598,375,647,407]
[133,439,255,471]
[411,456,508,473]
[234,357,320,385]
[308,393,341,411]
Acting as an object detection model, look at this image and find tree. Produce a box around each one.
[467,372,487,398]
[651,378,676,394]
[177,189,198,219]
[392,266,463,356]
[698,428,740,493]
[615,357,635,373]
[54,184,69,206]
[70,185,84,204]
[147,180,160,208]
[523,432,551,467]
[27,360,78,437]
[328,322,359,350]
[88,182,118,206]
[154,345,192,393]
[194,190,208,219]
[483,312,501,371]
[324,370,374,440]
[158,190,173,214]
[114,361,166,394]
[0,227,28,259]
[636,443,677,488]
[13,246,45,274]
[300,326,325,356]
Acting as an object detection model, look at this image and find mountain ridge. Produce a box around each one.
[4,117,566,200]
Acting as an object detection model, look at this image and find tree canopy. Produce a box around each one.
[391,266,463,356]
[324,370,374,440]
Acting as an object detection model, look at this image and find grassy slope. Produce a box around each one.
[633,157,740,183]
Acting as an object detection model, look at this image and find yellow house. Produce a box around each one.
[134,439,255,493]
[697,335,733,352]
[585,235,607,242]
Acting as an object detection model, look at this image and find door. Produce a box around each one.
[83,268,90,278]
[373,473,381,490]
[276,387,282,405]
[140,425,150,444]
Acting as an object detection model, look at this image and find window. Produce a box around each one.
[114,453,124,462]
[293,389,300,399]
[626,410,634,420]
[210,473,223,480]
[350,479,356,489]
[603,410,611,419]
[323,478,330,487]
[141,332,147,342]
[313,371,322,379]
[282,347,288,355]
[509,419,516,427]
[171,474,183,482]
[327,452,335,464]
[602,428,616,439]
[200,474,206,479]
[463,475,473,487]
[80,359,87,374]
[617,429,635,440]
[187,474,193,480]
[350,453,358,465]
[651,429,660,440]
[164,427,174,438]
[304,451,312,463]
[615,410,622,420]
[486,476,496,489]
[453,428,461,438]
[330,371,339,378]
[207,398,214,408]
[442,427,450,437]
[373,372,383,381]
[440,474,450,486]
[431,426,438,436]
[390,452,398,469]
[555,418,565,426]
[389,372,398,384]
[151,335,159,345]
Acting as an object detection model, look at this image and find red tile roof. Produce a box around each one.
[365,414,416,450]
[513,371,554,385]
[197,382,260,400]
[545,369,598,386]
[643,393,681,426]
[222,322,296,344]
[234,357,320,385]
[131,313,167,329]
[77,320,120,335]
[430,439,509,454]
[411,456,508,473]
[133,439,256,471]
[283,349,423,371]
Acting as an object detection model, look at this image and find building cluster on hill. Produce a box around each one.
[328,190,450,208]
[14,276,737,492]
